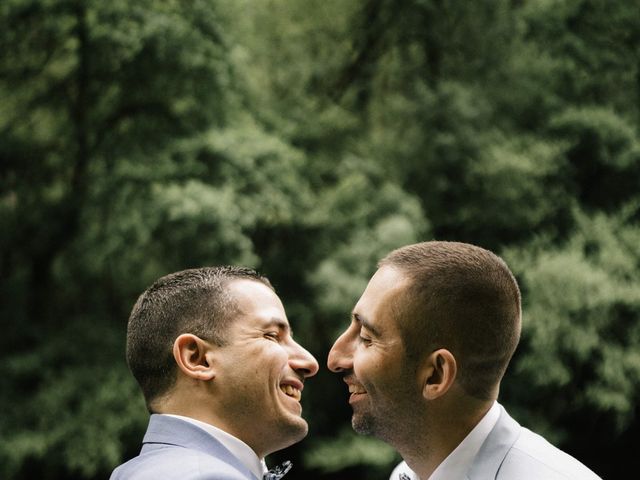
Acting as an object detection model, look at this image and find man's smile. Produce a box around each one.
[279,384,302,401]
[279,378,304,403]
[344,378,367,403]
[348,384,367,394]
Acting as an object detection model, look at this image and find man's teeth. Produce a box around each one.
[280,384,301,401]
[348,384,366,394]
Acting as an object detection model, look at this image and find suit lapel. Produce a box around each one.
[466,405,521,480]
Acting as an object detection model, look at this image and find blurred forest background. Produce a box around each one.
[1,0,639,478]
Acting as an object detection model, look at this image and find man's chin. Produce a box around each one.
[265,417,309,455]
[351,414,375,435]
[265,419,308,454]
[281,415,309,441]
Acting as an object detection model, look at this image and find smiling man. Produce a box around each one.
[111,266,319,480]
[328,241,601,480]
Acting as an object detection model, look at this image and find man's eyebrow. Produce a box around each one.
[263,318,292,336]
[352,312,380,337]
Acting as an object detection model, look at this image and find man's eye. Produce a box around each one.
[265,332,279,340]
[359,334,372,345]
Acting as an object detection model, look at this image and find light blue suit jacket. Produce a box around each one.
[391,404,602,479]
[110,415,261,480]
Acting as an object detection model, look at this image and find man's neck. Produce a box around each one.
[397,397,494,480]
[155,393,248,448]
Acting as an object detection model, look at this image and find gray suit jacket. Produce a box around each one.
[468,405,601,479]
[391,404,602,479]
[110,415,261,480]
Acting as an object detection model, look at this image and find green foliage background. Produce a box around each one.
[2,0,639,478]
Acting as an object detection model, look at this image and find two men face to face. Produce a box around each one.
[224,266,412,449]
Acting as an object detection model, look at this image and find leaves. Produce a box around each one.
[504,211,640,437]
[304,428,399,473]
[2,0,639,478]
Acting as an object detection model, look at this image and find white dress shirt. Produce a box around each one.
[163,414,267,479]
[390,401,501,480]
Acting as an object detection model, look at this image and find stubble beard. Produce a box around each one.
[351,404,399,441]
[351,385,418,444]
[351,411,375,435]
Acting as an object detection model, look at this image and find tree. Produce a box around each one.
[503,209,640,476]
[2,0,639,478]
[1,0,236,476]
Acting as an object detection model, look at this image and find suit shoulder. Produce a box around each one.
[497,427,602,480]
[110,445,253,480]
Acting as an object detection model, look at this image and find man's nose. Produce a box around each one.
[290,342,319,378]
[327,329,354,373]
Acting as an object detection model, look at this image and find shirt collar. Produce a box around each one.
[163,414,267,479]
[429,401,501,480]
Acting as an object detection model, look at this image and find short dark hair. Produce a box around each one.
[380,241,521,400]
[126,266,273,407]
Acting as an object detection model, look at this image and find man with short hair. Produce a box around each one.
[328,241,601,480]
[111,266,319,480]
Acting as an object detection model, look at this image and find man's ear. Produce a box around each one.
[420,348,457,400]
[173,333,216,381]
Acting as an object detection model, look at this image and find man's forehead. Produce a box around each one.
[225,279,285,314]
[352,267,414,334]
[226,278,280,304]
[358,266,411,307]
[226,277,273,292]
